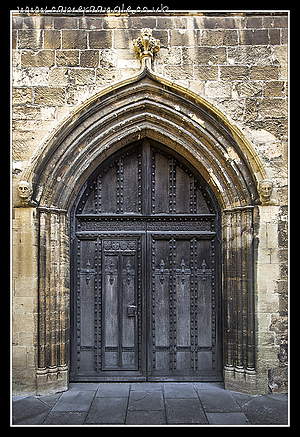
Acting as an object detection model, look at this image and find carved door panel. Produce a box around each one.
[101,238,140,371]
[148,235,221,380]
[70,140,222,382]
[72,235,145,380]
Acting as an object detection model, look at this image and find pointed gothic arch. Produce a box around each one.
[21,68,267,394]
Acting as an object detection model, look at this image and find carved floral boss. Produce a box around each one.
[133,28,160,63]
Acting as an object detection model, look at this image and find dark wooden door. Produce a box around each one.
[70,140,222,381]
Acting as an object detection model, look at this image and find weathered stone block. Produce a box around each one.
[245,16,263,28]
[257,98,287,119]
[18,30,43,50]
[13,104,39,122]
[269,367,288,393]
[21,50,55,67]
[201,29,238,46]
[113,29,140,49]
[100,49,117,68]
[272,46,288,67]
[56,50,79,67]
[96,68,119,87]
[227,46,272,65]
[239,29,269,45]
[155,16,176,29]
[152,30,168,48]
[12,140,30,161]
[216,99,245,121]
[34,86,66,105]
[24,16,52,29]
[89,30,113,49]
[102,16,131,29]
[62,30,87,49]
[164,66,194,80]
[264,16,288,28]
[193,66,218,80]
[80,50,100,68]
[12,88,33,104]
[220,66,249,80]
[131,16,156,29]
[161,47,181,65]
[205,81,231,98]
[13,66,50,87]
[12,16,23,29]
[117,59,140,69]
[79,16,103,29]
[250,65,279,80]
[49,67,69,86]
[278,221,288,248]
[183,46,226,65]
[12,30,17,49]
[170,30,196,46]
[188,80,205,95]
[234,81,262,98]
[195,16,242,29]
[269,314,288,333]
[68,69,95,86]
[258,291,279,313]
[267,223,278,249]
[53,17,78,29]
[269,28,281,45]
[264,81,286,97]
[281,29,288,44]
[44,30,61,49]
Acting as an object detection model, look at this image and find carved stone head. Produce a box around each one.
[257,179,275,205]
[17,180,33,205]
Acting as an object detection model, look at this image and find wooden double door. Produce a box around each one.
[70,140,222,381]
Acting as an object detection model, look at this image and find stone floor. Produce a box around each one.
[12,382,288,426]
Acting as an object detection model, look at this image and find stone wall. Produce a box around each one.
[12,12,288,394]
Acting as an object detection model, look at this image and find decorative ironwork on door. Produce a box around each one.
[70,140,222,382]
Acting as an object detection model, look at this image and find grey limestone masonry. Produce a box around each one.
[12,11,288,397]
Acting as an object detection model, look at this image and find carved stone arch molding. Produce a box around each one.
[21,68,268,395]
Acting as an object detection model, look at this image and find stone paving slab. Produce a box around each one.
[241,393,288,425]
[52,390,95,412]
[165,398,208,424]
[12,382,289,426]
[85,397,127,425]
[12,396,51,425]
[197,389,241,413]
[206,412,250,425]
[163,382,198,399]
[43,411,87,425]
[128,390,164,411]
[95,382,130,398]
[126,410,166,425]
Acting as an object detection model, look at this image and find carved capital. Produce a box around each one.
[133,28,160,64]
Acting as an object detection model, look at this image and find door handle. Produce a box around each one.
[127,305,137,316]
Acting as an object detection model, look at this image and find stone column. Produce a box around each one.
[222,206,257,394]
[36,207,69,395]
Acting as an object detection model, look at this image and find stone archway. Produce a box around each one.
[19,67,268,395]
